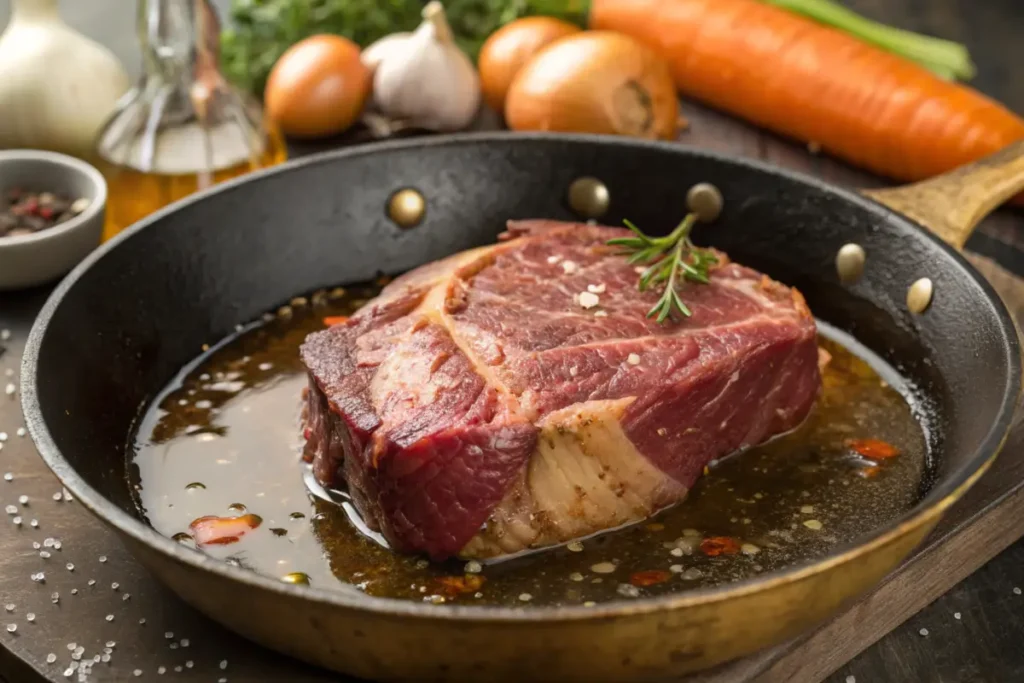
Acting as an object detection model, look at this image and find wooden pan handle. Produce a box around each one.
[861,140,1024,250]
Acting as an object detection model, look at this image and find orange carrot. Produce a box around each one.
[589,0,1024,188]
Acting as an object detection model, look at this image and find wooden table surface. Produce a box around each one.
[0,1,1022,682]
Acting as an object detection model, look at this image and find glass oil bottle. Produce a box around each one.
[95,0,287,241]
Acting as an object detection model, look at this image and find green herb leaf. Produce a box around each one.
[221,0,590,96]
[609,214,715,323]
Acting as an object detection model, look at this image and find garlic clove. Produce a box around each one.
[361,33,412,73]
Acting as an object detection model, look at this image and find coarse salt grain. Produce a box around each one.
[627,353,640,365]
[464,561,482,574]
[594,310,608,317]
[803,519,823,531]
[220,660,228,670]
[518,593,533,602]
[954,612,961,620]
[561,261,578,274]
[5,505,16,515]
[52,493,62,501]
[587,283,606,294]
[919,628,929,636]
[547,255,561,265]
[1014,587,1021,595]
[3,473,11,482]
[26,613,34,622]
[16,428,25,437]
[0,433,6,441]
[17,495,27,505]
[47,653,56,663]
[846,677,856,683]
[617,583,640,598]
[105,615,114,622]
[566,540,584,552]
[578,291,600,309]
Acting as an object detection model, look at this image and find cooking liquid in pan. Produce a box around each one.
[130,284,932,606]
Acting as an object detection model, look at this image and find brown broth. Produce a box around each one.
[130,286,930,607]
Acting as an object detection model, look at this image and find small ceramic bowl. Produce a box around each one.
[0,149,107,291]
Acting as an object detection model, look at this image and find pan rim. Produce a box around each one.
[20,131,1022,623]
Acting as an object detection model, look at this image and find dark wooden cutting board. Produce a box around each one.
[1,102,1023,683]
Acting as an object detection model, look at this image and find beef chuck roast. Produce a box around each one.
[301,220,821,560]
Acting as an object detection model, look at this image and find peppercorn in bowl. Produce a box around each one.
[0,149,106,290]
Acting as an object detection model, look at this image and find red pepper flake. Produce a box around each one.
[629,570,671,587]
[847,439,900,460]
[433,574,485,597]
[323,316,349,327]
[858,466,881,479]
[700,536,740,557]
[189,513,262,547]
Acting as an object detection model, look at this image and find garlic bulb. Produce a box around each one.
[370,2,481,132]
[361,32,412,73]
[0,0,130,158]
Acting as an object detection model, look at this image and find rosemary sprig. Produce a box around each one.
[608,183,724,323]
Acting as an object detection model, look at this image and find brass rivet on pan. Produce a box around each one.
[686,183,724,222]
[835,243,866,284]
[387,188,426,229]
[568,177,610,219]
[281,572,310,586]
[907,277,934,314]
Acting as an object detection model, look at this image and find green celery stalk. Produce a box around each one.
[763,0,975,81]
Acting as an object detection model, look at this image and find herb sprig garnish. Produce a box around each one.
[607,183,724,323]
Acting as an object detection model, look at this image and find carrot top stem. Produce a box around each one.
[763,0,975,81]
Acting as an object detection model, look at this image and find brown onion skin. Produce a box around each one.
[505,31,680,140]
[478,17,582,115]
[265,35,371,139]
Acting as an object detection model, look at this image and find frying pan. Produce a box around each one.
[20,133,1024,682]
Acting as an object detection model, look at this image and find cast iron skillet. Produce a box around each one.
[20,134,1024,682]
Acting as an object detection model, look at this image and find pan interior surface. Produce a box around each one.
[129,282,932,606]
[24,134,1019,619]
